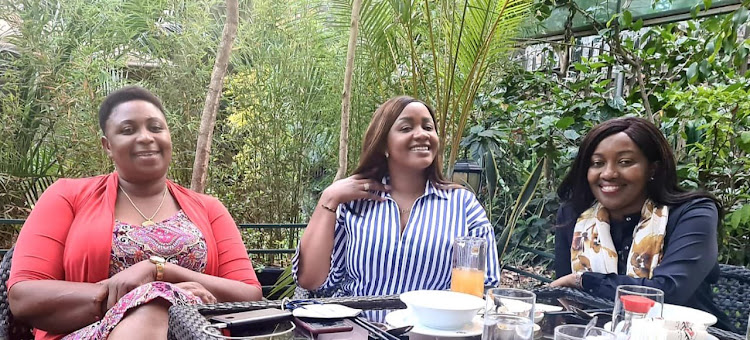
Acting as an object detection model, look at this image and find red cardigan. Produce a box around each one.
[8,172,260,339]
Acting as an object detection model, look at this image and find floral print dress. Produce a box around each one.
[63,210,208,339]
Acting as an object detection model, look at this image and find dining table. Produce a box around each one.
[167,287,745,340]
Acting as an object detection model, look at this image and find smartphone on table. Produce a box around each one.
[209,308,293,337]
[293,317,354,335]
[209,308,292,326]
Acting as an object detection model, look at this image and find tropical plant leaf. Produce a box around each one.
[267,264,296,299]
[496,156,546,263]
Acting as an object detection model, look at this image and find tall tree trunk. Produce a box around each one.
[191,0,239,193]
[334,0,363,181]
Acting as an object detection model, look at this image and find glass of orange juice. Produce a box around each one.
[450,236,486,297]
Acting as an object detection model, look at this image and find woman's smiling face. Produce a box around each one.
[101,100,172,183]
[587,132,655,220]
[385,102,439,173]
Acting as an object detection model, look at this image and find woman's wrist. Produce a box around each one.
[93,284,108,320]
[319,190,340,212]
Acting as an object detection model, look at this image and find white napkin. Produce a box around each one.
[627,318,707,340]
[291,304,362,319]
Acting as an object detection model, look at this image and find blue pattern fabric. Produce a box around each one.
[292,178,500,299]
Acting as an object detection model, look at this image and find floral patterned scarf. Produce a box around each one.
[570,199,669,278]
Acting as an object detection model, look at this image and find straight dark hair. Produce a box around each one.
[557,117,721,217]
[353,95,459,189]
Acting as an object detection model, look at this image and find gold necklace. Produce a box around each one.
[119,186,168,226]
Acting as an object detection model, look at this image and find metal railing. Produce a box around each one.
[0,219,554,284]
[0,219,303,256]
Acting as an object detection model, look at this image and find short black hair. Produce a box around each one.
[98,86,165,133]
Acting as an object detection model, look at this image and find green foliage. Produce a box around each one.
[330,0,534,174]
[267,265,295,299]
[212,0,343,225]
[664,84,750,265]
[0,0,222,216]
[492,156,547,262]
[464,0,750,267]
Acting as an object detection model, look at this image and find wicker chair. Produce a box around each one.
[713,264,750,332]
[0,247,34,340]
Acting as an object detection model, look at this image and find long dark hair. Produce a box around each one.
[353,95,458,189]
[557,117,721,217]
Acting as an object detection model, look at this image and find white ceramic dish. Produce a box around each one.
[399,290,485,330]
[603,321,718,340]
[535,303,564,313]
[385,309,483,338]
[534,311,544,323]
[662,304,717,327]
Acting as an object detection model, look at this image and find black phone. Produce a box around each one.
[209,308,292,327]
[293,317,354,335]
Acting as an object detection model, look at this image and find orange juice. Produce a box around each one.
[450,267,485,297]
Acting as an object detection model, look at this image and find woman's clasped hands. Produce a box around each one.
[98,260,217,311]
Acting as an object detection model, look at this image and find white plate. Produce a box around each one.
[535,303,564,313]
[604,321,718,340]
[385,309,483,338]
[662,304,717,327]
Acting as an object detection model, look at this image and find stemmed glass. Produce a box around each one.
[482,288,536,340]
[611,285,664,335]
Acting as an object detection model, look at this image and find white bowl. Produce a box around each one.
[399,290,485,330]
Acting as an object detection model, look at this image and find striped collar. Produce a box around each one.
[379,176,449,200]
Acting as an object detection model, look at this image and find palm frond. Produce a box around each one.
[267,264,296,299]
[496,156,546,262]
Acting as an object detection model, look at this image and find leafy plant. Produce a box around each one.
[267,265,296,299]
[463,0,750,266]
[492,156,547,262]
[329,0,534,174]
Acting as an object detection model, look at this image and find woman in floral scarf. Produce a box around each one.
[551,117,734,331]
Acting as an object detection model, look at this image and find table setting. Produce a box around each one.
[166,237,743,340]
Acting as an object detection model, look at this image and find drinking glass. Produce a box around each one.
[554,325,616,340]
[482,288,536,340]
[450,236,486,297]
[611,285,664,334]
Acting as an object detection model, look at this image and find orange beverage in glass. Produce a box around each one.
[451,236,487,297]
[450,267,485,297]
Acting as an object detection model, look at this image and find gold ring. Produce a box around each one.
[364,183,370,191]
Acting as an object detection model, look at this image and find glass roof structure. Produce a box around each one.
[523,0,742,40]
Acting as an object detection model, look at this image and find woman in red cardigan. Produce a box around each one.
[8,86,262,340]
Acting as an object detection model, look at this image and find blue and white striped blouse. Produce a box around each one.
[292,178,500,298]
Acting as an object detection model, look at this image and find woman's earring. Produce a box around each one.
[385,151,389,158]
[650,176,654,181]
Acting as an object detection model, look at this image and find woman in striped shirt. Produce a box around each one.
[293,96,500,299]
